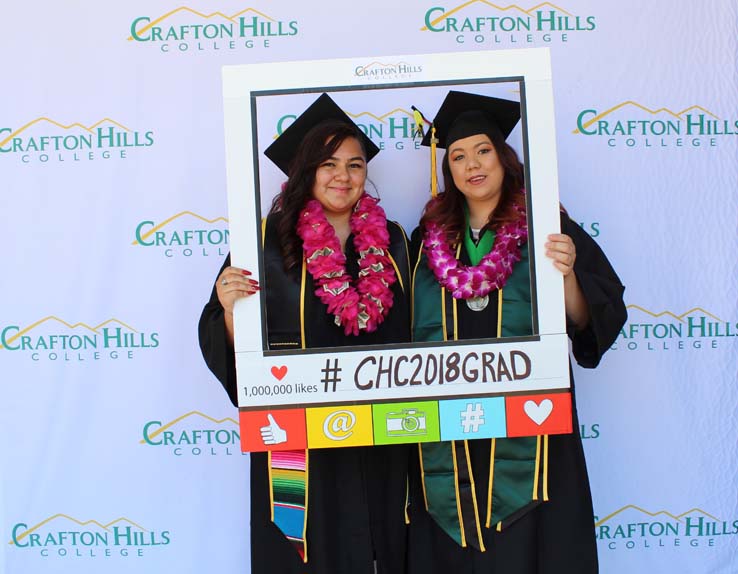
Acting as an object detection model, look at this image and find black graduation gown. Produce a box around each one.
[198,215,411,574]
[406,214,626,574]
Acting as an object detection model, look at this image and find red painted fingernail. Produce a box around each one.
[241,270,251,275]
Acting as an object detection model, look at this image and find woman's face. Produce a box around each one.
[311,137,367,217]
[447,133,504,208]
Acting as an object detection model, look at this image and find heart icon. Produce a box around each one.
[523,399,553,426]
[270,365,288,381]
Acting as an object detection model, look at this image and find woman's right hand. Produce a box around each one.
[216,266,260,316]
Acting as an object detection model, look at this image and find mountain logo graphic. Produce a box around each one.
[128,6,299,44]
[0,117,153,156]
[420,2,596,34]
[10,514,172,553]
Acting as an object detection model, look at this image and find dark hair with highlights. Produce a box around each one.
[420,127,525,246]
[268,119,368,271]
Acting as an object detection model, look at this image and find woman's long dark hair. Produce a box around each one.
[268,119,368,271]
[420,127,525,246]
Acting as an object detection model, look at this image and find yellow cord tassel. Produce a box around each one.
[430,125,438,197]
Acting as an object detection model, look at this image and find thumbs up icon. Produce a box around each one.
[260,413,288,445]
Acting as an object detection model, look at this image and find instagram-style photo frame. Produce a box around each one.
[222,48,572,451]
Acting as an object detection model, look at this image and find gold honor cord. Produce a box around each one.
[532,435,542,501]
[464,440,487,552]
[486,289,504,527]
[451,440,467,547]
[404,476,411,525]
[440,287,448,342]
[387,251,405,293]
[543,435,550,501]
[418,444,429,510]
[485,438,496,528]
[430,126,439,197]
[299,261,307,349]
[452,243,462,341]
[300,260,308,563]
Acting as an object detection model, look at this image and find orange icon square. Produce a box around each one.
[239,408,307,452]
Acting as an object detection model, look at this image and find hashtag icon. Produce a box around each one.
[460,403,485,433]
[320,358,342,392]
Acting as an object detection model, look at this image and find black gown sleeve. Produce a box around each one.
[561,214,627,369]
[198,253,239,407]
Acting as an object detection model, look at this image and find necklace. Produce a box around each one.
[296,193,397,335]
[423,201,527,310]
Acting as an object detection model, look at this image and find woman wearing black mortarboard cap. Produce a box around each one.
[198,93,411,574]
[408,90,626,573]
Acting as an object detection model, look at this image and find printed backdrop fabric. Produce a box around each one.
[1,1,737,573]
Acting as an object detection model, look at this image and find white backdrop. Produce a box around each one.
[1,1,737,573]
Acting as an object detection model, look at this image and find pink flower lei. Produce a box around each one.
[423,199,528,300]
[296,193,397,336]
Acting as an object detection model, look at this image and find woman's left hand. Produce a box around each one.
[547,233,590,329]
[545,233,576,276]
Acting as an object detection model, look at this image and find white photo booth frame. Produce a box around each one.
[222,48,569,411]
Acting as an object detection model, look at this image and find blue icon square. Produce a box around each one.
[438,397,507,441]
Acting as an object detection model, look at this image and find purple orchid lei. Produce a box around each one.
[423,201,528,300]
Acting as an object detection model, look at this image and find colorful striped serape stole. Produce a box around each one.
[269,449,309,562]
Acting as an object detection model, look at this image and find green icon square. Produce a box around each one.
[372,401,440,445]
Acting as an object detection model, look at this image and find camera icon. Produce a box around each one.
[385,409,427,436]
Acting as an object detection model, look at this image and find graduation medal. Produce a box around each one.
[423,200,528,306]
[466,295,489,311]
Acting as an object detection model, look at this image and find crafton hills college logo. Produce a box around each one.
[0,316,159,362]
[420,1,596,45]
[277,108,419,151]
[353,61,423,82]
[141,411,243,456]
[612,305,737,352]
[596,505,738,550]
[573,101,738,148]
[0,118,153,164]
[128,6,299,53]
[132,211,229,259]
[9,514,171,558]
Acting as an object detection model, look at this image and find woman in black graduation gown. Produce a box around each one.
[408,91,626,573]
[199,94,411,574]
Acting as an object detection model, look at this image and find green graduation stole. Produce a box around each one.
[412,225,549,550]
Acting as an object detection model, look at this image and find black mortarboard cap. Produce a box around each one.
[264,92,380,175]
[420,91,521,149]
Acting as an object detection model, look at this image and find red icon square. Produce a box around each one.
[239,409,307,452]
[505,393,572,437]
